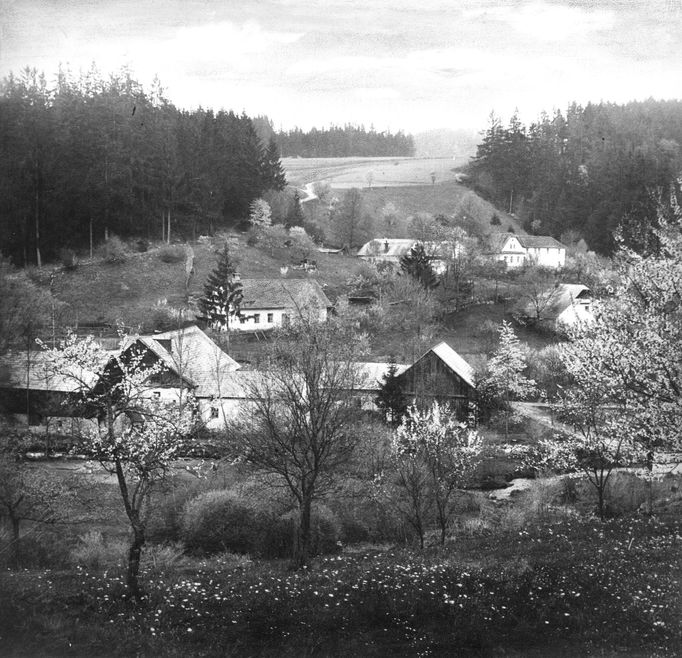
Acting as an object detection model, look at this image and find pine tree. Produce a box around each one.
[198,244,243,331]
[376,358,408,425]
[400,243,439,290]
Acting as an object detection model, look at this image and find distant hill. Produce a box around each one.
[413,129,479,163]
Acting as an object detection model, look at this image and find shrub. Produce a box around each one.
[59,248,78,270]
[181,490,272,556]
[158,244,186,263]
[97,235,128,264]
[141,542,187,575]
[70,530,128,570]
[265,504,342,559]
[490,213,501,226]
[0,530,70,569]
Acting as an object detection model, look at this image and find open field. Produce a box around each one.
[282,156,464,189]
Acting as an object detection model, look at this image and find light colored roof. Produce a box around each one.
[426,342,476,388]
[240,279,331,311]
[354,362,409,391]
[208,370,269,398]
[357,239,417,258]
[132,325,241,398]
[0,351,98,393]
[517,284,591,321]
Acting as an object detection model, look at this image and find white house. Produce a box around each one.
[515,283,593,332]
[489,233,566,269]
[118,325,243,431]
[357,238,461,275]
[235,279,331,332]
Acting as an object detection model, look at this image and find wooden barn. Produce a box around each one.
[395,342,476,417]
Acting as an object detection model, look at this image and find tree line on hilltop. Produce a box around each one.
[467,100,682,254]
[253,117,415,158]
[0,67,287,266]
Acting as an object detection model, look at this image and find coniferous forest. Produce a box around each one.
[0,67,287,266]
[468,100,682,254]
[252,118,415,158]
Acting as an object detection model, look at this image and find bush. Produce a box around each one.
[59,248,78,270]
[490,213,501,226]
[181,490,272,556]
[264,504,341,559]
[0,530,71,569]
[158,244,186,263]
[97,235,128,264]
[70,530,128,570]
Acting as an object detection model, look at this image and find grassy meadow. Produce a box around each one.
[2,463,681,657]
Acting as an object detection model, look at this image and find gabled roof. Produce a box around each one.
[240,279,331,311]
[515,235,566,250]
[488,233,566,254]
[488,233,527,254]
[0,351,99,393]
[429,342,476,388]
[127,325,241,398]
[516,284,591,321]
[354,362,409,391]
[357,239,417,258]
[405,342,475,389]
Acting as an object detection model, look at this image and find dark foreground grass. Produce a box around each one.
[1,517,680,657]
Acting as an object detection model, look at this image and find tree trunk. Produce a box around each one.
[295,496,313,568]
[35,188,41,268]
[126,526,145,600]
[597,486,605,521]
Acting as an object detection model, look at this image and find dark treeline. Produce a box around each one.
[253,118,414,158]
[0,67,286,266]
[467,100,682,254]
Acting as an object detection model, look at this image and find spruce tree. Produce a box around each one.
[198,244,243,330]
[400,243,439,290]
[376,358,408,425]
[263,137,287,191]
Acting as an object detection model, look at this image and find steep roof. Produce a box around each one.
[516,284,591,321]
[488,233,527,254]
[414,342,476,389]
[130,325,241,398]
[240,279,331,311]
[0,351,99,393]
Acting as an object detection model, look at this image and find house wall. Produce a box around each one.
[526,247,566,268]
[233,307,328,332]
[556,300,593,328]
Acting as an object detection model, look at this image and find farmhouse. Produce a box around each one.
[395,342,476,418]
[515,284,593,331]
[235,279,331,331]
[489,233,566,268]
[357,238,460,274]
[115,325,242,430]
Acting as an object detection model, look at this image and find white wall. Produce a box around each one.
[527,247,566,268]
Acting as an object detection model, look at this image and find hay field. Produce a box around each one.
[282,156,463,189]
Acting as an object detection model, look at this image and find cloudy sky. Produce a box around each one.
[1,0,682,134]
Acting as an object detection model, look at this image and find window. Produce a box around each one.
[267,313,274,323]
[240,316,246,324]
[153,391,161,399]
[210,407,219,419]
[254,313,260,324]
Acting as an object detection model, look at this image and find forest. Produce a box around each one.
[0,67,287,266]
[467,100,682,254]
[254,119,415,158]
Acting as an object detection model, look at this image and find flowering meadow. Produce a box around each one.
[1,516,680,656]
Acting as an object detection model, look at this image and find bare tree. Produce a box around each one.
[232,316,368,567]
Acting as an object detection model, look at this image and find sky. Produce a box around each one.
[2,0,682,134]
